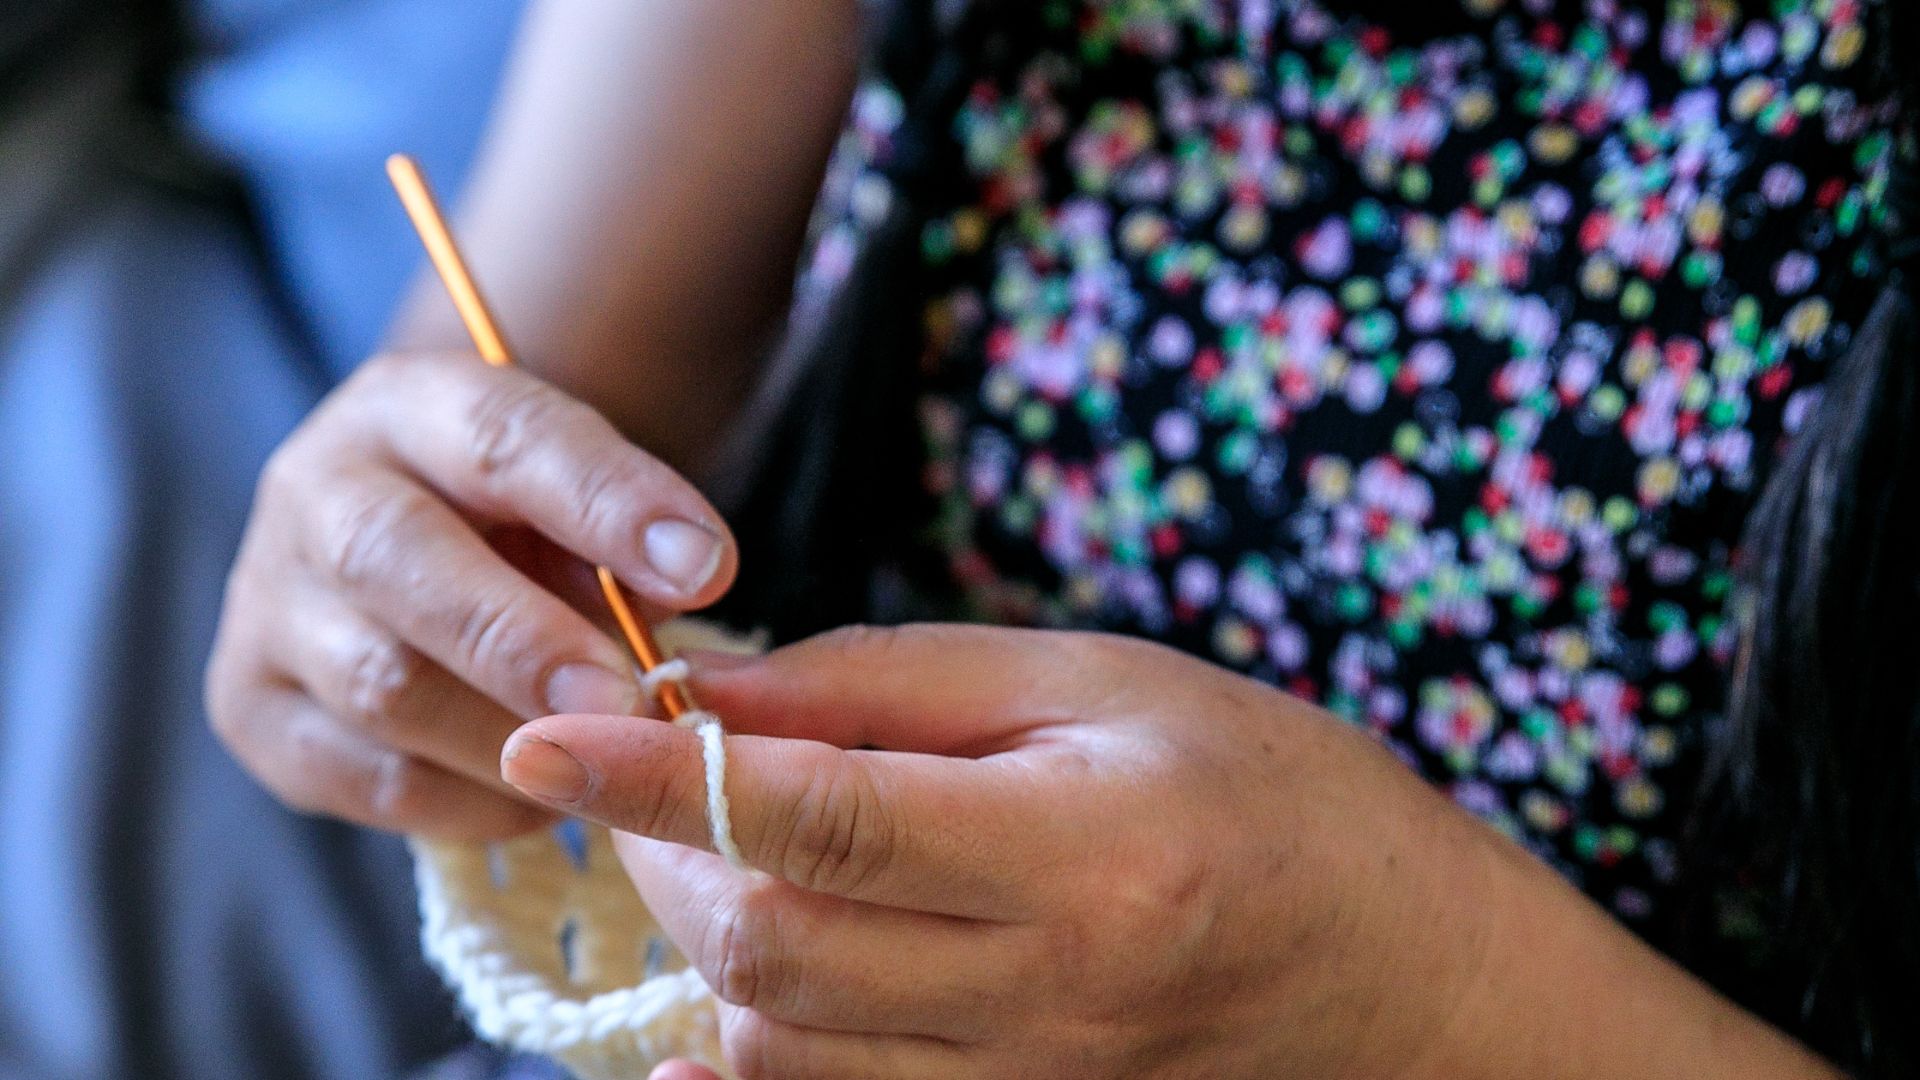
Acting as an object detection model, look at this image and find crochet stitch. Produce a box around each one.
[413,621,761,1080]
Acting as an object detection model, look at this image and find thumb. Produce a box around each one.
[500,713,1040,917]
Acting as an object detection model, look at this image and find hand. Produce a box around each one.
[500,624,1504,1078]
[206,350,737,839]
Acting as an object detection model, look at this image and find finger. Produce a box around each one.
[647,1064,719,1080]
[686,623,1114,754]
[615,834,1016,1039]
[504,714,1053,917]
[294,465,642,721]
[268,588,617,789]
[473,523,680,655]
[712,1000,973,1080]
[352,351,737,606]
[485,522,622,620]
[211,682,551,840]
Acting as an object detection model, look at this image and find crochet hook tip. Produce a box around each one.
[596,567,690,719]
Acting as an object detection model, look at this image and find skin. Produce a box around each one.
[204,0,862,837]
[501,626,1846,1080]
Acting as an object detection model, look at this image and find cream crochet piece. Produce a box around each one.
[411,621,763,1080]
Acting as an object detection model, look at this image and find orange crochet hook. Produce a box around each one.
[386,153,690,719]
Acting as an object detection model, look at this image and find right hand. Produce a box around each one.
[206,350,737,839]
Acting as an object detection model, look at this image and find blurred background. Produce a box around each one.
[1,2,552,1076]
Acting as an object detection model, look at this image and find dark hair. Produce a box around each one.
[1700,4,1920,1073]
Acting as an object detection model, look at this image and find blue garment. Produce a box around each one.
[181,0,527,378]
[0,3,526,1077]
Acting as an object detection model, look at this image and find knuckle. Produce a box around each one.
[774,757,892,896]
[706,886,791,1012]
[319,487,436,591]
[255,439,308,503]
[812,623,907,665]
[337,634,419,733]
[465,378,566,478]
[566,452,647,547]
[450,590,550,699]
[273,726,342,819]
[1126,845,1210,935]
[366,751,429,825]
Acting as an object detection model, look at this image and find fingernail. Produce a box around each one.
[643,518,723,595]
[502,736,590,803]
[547,662,639,716]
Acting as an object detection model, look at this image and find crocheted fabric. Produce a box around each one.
[413,621,762,1080]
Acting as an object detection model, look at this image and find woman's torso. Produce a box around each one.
[818,0,1899,937]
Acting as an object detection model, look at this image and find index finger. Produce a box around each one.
[501,716,1058,919]
[347,351,738,608]
[684,623,1127,753]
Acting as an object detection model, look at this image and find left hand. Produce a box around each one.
[501,624,1505,1079]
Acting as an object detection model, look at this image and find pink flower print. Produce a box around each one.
[1344,364,1389,413]
[1153,409,1201,462]
[1646,545,1697,586]
[1782,385,1823,434]
[1403,339,1455,389]
[1653,628,1698,672]
[1228,562,1284,622]
[1449,779,1508,822]
[1012,338,1086,401]
[1040,488,1095,570]
[1323,532,1365,578]
[1577,672,1632,731]
[1494,666,1537,712]
[1297,218,1353,280]
[1331,634,1375,696]
[1403,282,1446,334]
[1531,183,1575,226]
[1625,369,1682,456]
[1266,623,1309,671]
[1368,686,1408,727]
[1708,427,1754,478]
[1760,161,1807,206]
[1736,19,1781,71]
[1418,678,1500,767]
[1773,250,1817,295]
[1147,314,1196,367]
[1204,274,1253,326]
[1174,555,1222,607]
[1487,730,1541,782]
[1357,458,1434,524]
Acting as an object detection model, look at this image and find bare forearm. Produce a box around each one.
[1417,821,1841,1080]
[389,0,864,472]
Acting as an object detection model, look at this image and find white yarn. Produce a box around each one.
[674,710,745,870]
[638,658,691,702]
[413,621,765,1079]
[412,828,729,1079]
[641,652,743,869]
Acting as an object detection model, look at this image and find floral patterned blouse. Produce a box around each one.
[806,0,1899,937]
